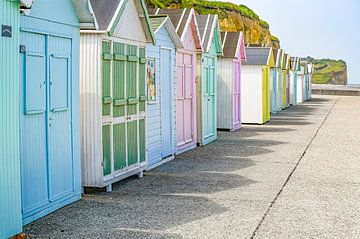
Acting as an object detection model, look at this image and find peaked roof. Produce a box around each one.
[148,8,202,50]
[243,47,275,67]
[220,31,246,61]
[196,14,222,55]
[73,0,155,43]
[290,57,301,71]
[149,16,183,48]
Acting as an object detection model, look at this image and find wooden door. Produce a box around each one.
[101,41,146,177]
[161,48,173,158]
[203,56,216,140]
[176,52,194,148]
[48,36,73,201]
[20,32,74,217]
[233,61,241,127]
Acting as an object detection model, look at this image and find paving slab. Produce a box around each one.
[24,95,360,239]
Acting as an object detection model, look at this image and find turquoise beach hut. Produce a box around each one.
[196,14,223,146]
[0,0,23,238]
[146,16,183,170]
[19,0,82,225]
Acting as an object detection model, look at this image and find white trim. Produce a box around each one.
[106,0,126,33]
[201,15,210,46]
[155,8,160,15]
[222,31,227,50]
[176,9,187,32]
[154,17,167,35]
[80,30,107,34]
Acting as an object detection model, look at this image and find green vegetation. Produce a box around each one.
[312,59,347,84]
[271,35,279,42]
[146,0,262,20]
[259,20,269,29]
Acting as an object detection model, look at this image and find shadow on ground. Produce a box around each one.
[24,99,326,238]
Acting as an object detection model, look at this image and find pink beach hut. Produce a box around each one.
[149,8,202,154]
[217,32,247,131]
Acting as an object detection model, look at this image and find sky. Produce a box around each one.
[227,0,360,84]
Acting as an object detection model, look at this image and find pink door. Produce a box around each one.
[176,52,195,149]
[233,61,241,128]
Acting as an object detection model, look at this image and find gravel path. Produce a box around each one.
[24,95,360,238]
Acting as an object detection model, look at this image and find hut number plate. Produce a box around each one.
[1,25,12,38]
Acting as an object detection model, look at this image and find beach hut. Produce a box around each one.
[217,31,246,131]
[76,0,155,191]
[284,54,291,108]
[241,47,274,124]
[281,53,289,109]
[145,16,183,170]
[0,0,23,237]
[297,61,306,103]
[19,0,81,224]
[277,50,284,112]
[195,14,222,145]
[289,57,300,105]
[306,62,314,100]
[149,8,202,154]
[270,49,282,114]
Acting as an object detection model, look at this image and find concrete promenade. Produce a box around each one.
[24,95,360,238]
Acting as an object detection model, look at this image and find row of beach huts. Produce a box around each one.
[0,0,313,238]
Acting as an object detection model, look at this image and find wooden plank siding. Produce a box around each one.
[146,25,177,169]
[0,0,23,238]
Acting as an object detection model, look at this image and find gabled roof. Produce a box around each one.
[148,8,202,50]
[72,0,98,30]
[73,0,155,43]
[243,47,275,67]
[220,31,246,61]
[290,57,300,71]
[284,53,291,70]
[149,16,183,48]
[196,14,222,55]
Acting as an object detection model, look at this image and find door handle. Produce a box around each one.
[126,116,131,121]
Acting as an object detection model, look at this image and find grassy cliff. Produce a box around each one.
[313,59,348,85]
[146,0,280,48]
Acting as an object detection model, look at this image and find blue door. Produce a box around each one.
[160,48,173,158]
[20,31,74,224]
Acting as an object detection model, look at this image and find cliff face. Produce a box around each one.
[146,0,281,48]
[312,59,348,85]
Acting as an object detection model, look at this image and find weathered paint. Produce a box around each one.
[79,0,153,190]
[0,0,22,238]
[19,0,81,225]
[146,18,179,169]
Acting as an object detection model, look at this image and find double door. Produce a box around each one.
[176,52,195,148]
[20,32,74,220]
[101,41,146,177]
[233,61,241,127]
[202,56,216,141]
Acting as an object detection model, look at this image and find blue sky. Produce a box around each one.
[226,0,360,84]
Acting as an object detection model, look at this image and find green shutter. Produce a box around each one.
[126,45,138,115]
[139,119,146,162]
[102,124,111,176]
[127,121,138,166]
[113,42,125,117]
[113,123,126,170]
[139,47,146,112]
[102,41,111,116]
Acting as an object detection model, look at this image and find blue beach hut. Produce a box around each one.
[0,0,23,238]
[146,16,183,170]
[19,0,82,225]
